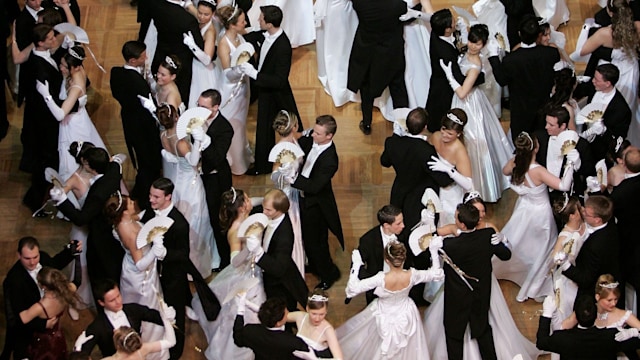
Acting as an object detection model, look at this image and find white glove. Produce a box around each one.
[137,93,157,114]
[235,292,247,315]
[240,62,258,80]
[558,166,575,192]
[399,8,423,21]
[420,208,436,232]
[428,267,445,281]
[553,251,568,265]
[160,302,176,324]
[580,121,607,142]
[182,0,193,8]
[246,235,264,257]
[183,31,197,49]
[566,149,581,171]
[559,257,571,271]
[191,126,205,142]
[152,235,167,260]
[456,16,468,44]
[183,31,211,66]
[111,153,127,165]
[428,156,473,191]
[491,232,508,246]
[486,38,500,57]
[615,328,640,342]
[224,66,244,82]
[49,186,67,204]
[61,35,74,49]
[293,349,319,360]
[586,176,601,193]
[73,331,94,351]
[542,295,557,318]
[36,80,65,120]
[429,235,443,252]
[351,249,364,268]
[36,80,51,99]
[439,59,461,91]
[576,75,591,83]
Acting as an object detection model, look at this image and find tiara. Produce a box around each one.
[538,17,548,26]
[615,136,624,153]
[446,112,463,126]
[280,110,293,130]
[518,132,534,151]
[559,192,569,212]
[599,281,619,289]
[75,141,84,158]
[231,187,237,203]
[164,56,177,70]
[308,294,329,302]
[123,331,137,346]
[160,102,172,118]
[68,47,84,61]
[230,3,240,21]
[200,0,216,6]
[114,190,123,212]
[463,191,481,204]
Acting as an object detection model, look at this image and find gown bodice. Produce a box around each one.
[509,164,549,204]
[557,228,586,265]
[297,314,330,351]
[605,310,632,329]
[458,54,483,78]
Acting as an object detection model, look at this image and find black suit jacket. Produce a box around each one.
[563,222,620,300]
[346,0,406,96]
[443,228,511,338]
[201,112,233,181]
[490,46,560,137]
[57,162,125,283]
[380,134,453,227]
[14,7,36,51]
[80,303,162,357]
[587,90,631,161]
[426,35,485,132]
[233,315,309,360]
[536,316,633,359]
[256,214,308,308]
[292,136,344,248]
[2,249,74,359]
[610,175,640,286]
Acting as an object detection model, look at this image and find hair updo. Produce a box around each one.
[384,242,407,268]
[160,54,181,76]
[307,288,329,310]
[219,187,247,231]
[217,5,243,29]
[64,45,85,69]
[157,103,178,130]
[113,327,143,354]
[103,193,130,226]
[595,274,621,299]
[68,141,95,165]
[552,194,580,225]
[272,110,298,137]
[511,132,537,185]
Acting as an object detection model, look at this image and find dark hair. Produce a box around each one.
[200,88,222,107]
[574,295,597,328]
[68,141,95,165]
[468,24,489,45]
[456,203,480,229]
[316,114,337,135]
[113,327,142,353]
[104,193,130,226]
[32,23,53,47]
[406,107,428,135]
[584,195,613,223]
[219,188,247,231]
[545,106,570,129]
[552,195,580,225]
[463,192,486,209]
[258,297,287,327]
[441,108,467,143]
[596,63,620,85]
[197,0,216,12]
[260,5,283,27]
[377,204,402,226]
[605,137,631,167]
[122,40,146,62]
[547,68,577,110]
[92,278,119,302]
[624,148,640,173]
[152,177,175,196]
[307,289,329,310]
[518,15,540,45]
[537,19,551,37]
[18,236,40,253]
[384,242,407,268]
[511,132,536,185]
[273,110,298,136]
[431,9,453,36]
[157,103,178,130]
[217,5,243,29]
[264,189,290,213]
[64,45,85,68]
[85,147,110,174]
[160,54,181,76]
[37,8,63,26]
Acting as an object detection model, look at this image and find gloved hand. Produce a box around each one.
[183,31,197,49]
[111,153,127,165]
[428,155,454,173]
[137,93,157,113]
[586,176,602,193]
[456,16,468,44]
[427,268,445,282]
[566,149,581,171]
[559,257,571,271]
[615,328,640,342]
[36,80,51,99]
[184,31,211,65]
[486,38,500,57]
[439,59,461,91]
[73,331,94,351]
[420,208,436,232]
[293,349,319,360]
[160,302,176,324]
[428,235,443,252]
[491,232,508,246]
[542,295,557,318]
[235,292,247,315]
[152,235,167,260]
[553,251,568,265]
[580,121,607,142]
[61,34,74,49]
[50,186,67,203]
[399,8,423,21]
[246,235,264,257]
[191,126,205,142]
[240,62,258,80]
[351,249,363,268]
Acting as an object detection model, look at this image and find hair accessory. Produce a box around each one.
[559,192,570,212]
[114,190,123,212]
[123,331,137,347]
[230,187,237,203]
[600,281,619,289]
[200,0,216,6]
[68,47,84,61]
[446,112,464,126]
[75,141,84,158]
[615,136,624,153]
[160,102,172,118]
[279,110,292,131]
[308,294,329,302]
[463,191,482,204]
[537,17,548,26]
[164,56,177,70]
[518,132,534,151]
[230,3,240,21]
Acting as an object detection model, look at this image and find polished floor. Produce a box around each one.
[0,0,603,358]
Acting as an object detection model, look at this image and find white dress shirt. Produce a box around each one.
[546,135,563,177]
[32,49,58,69]
[154,203,175,217]
[263,213,285,253]
[379,227,397,273]
[27,263,44,297]
[124,64,142,75]
[105,309,132,329]
[300,141,332,178]
[591,89,616,110]
[258,29,283,71]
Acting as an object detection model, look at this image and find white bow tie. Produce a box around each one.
[383,234,397,243]
[154,209,162,216]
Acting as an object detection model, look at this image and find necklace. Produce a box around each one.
[597,311,609,321]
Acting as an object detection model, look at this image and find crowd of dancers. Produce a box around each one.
[4,0,640,358]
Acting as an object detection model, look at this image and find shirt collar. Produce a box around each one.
[625,172,640,179]
[520,42,536,49]
[587,222,607,234]
[269,213,285,228]
[124,64,142,74]
[264,28,283,42]
[27,263,43,279]
[155,202,174,217]
[267,325,285,331]
[439,35,456,46]
[26,5,43,21]
[313,140,332,152]
[405,133,427,141]
[89,173,104,185]
[379,226,397,244]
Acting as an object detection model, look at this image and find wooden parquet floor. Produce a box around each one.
[0,0,603,358]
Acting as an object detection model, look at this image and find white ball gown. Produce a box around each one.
[247,0,315,48]
[492,164,557,302]
[191,250,266,360]
[532,0,570,29]
[438,183,465,227]
[336,270,432,360]
[66,173,93,308]
[161,137,219,277]
[188,21,221,109]
[58,84,106,182]
[451,54,512,202]
[219,35,253,175]
[423,274,541,360]
[550,228,586,331]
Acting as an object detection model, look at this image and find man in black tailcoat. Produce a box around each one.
[110,40,162,210]
[442,203,511,360]
[347,0,408,135]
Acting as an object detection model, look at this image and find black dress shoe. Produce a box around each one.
[315,278,336,291]
[211,267,223,273]
[359,121,371,135]
[245,166,269,176]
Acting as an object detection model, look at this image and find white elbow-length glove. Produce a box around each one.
[36,80,65,121]
[439,59,461,92]
[580,121,606,143]
[183,31,211,66]
[428,155,473,191]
